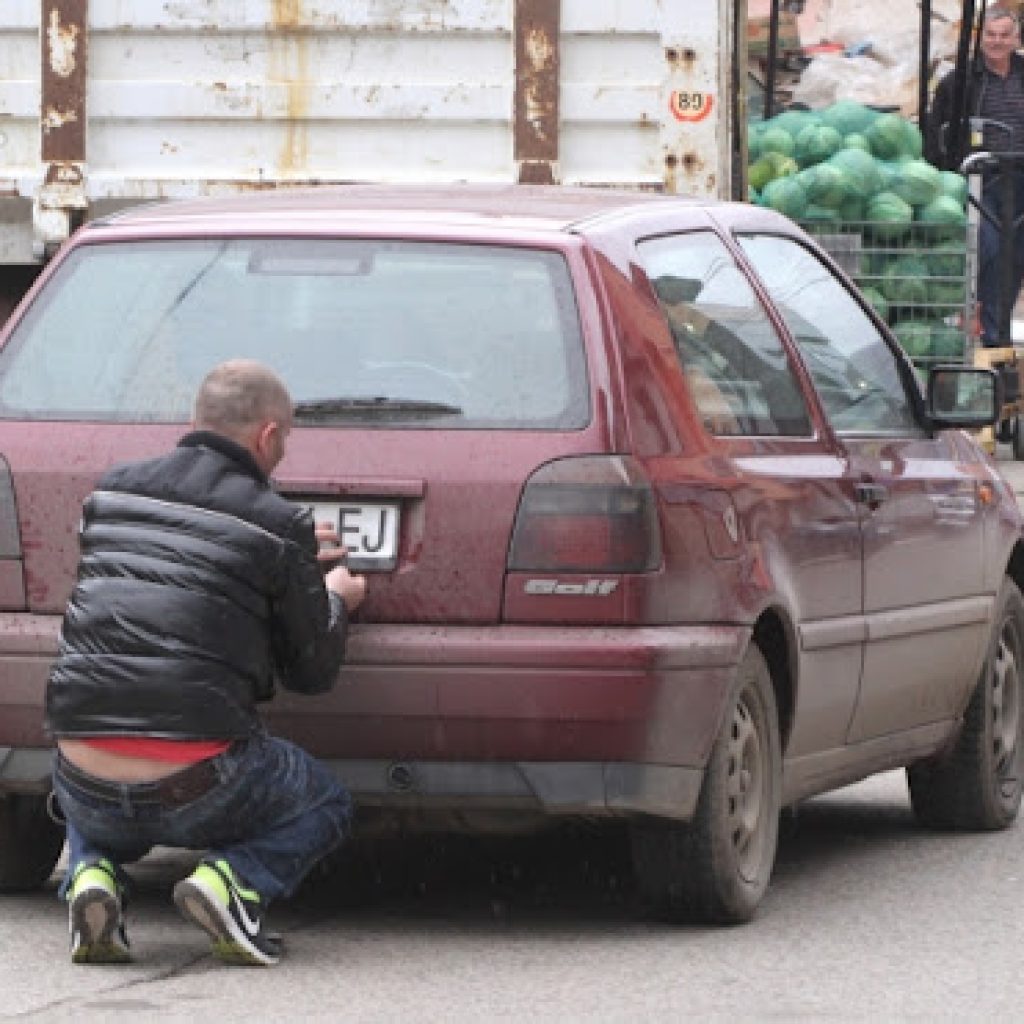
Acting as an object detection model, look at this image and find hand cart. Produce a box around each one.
[961,148,1024,458]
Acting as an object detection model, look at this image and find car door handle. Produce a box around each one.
[855,482,888,509]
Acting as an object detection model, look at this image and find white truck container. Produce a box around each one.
[0,0,746,317]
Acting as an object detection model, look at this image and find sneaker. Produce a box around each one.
[66,858,131,965]
[173,859,281,966]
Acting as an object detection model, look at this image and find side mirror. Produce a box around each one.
[927,365,1001,429]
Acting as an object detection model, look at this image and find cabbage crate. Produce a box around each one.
[801,219,974,375]
[803,216,1024,456]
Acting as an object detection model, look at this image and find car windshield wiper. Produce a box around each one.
[293,396,463,420]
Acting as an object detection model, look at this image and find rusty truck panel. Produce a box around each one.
[0,0,740,263]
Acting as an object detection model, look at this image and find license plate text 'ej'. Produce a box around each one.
[308,501,400,571]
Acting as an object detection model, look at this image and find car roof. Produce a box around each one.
[94,183,713,235]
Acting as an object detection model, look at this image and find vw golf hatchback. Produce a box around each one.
[0,185,1020,923]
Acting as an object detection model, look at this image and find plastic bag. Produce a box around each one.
[791,54,919,116]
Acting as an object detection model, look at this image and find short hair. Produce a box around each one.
[986,6,1020,28]
[193,360,292,437]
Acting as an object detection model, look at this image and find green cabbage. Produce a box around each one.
[927,280,967,307]
[749,150,799,191]
[860,286,890,321]
[930,325,966,360]
[859,250,885,277]
[828,147,883,198]
[901,116,925,157]
[926,240,967,278]
[762,176,809,219]
[837,194,866,222]
[892,160,942,207]
[866,114,923,160]
[881,255,929,306]
[800,205,842,232]
[842,133,871,153]
[794,124,844,167]
[768,110,822,136]
[820,100,880,136]
[749,156,777,192]
[875,160,901,190]
[768,152,799,177]
[759,126,796,157]
[866,191,913,240]
[865,115,906,159]
[799,163,849,207]
[892,320,932,358]
[916,195,967,239]
[903,122,925,159]
[938,170,968,206]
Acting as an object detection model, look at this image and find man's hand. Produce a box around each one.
[315,522,347,566]
[316,522,367,611]
[325,563,367,612]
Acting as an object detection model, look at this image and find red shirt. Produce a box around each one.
[82,737,230,763]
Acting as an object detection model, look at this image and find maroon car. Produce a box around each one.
[0,185,1019,923]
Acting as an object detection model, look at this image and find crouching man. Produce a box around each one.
[46,359,366,966]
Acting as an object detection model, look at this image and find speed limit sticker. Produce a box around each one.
[669,91,714,122]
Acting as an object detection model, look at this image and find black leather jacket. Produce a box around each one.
[45,431,348,739]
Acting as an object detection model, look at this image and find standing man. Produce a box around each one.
[46,360,367,967]
[927,5,1024,346]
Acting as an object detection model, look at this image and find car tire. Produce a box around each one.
[0,793,65,892]
[630,643,781,925]
[907,576,1024,831]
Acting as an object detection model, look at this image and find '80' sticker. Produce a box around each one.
[669,91,714,122]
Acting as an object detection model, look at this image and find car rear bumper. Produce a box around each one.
[0,747,704,821]
[0,745,52,795]
[327,758,705,821]
[0,614,750,817]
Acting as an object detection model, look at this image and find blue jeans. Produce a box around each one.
[52,731,352,905]
[978,173,1024,345]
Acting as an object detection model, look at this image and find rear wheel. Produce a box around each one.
[630,644,781,924]
[908,577,1024,830]
[0,793,65,892]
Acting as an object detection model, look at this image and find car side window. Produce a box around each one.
[736,234,921,435]
[637,232,812,437]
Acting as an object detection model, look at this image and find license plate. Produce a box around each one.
[308,501,400,571]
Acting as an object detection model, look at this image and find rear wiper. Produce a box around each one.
[293,396,463,420]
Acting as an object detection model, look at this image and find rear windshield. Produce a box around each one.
[0,238,589,429]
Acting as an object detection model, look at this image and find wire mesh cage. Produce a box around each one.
[800,220,973,376]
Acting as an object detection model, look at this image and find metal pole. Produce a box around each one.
[765,0,780,119]
[947,0,977,169]
[919,0,932,132]
[965,160,983,357]
[999,162,1015,343]
[732,0,749,200]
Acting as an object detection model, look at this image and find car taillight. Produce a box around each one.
[508,456,662,573]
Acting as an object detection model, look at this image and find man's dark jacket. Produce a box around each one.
[45,431,348,740]
[926,52,1024,170]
